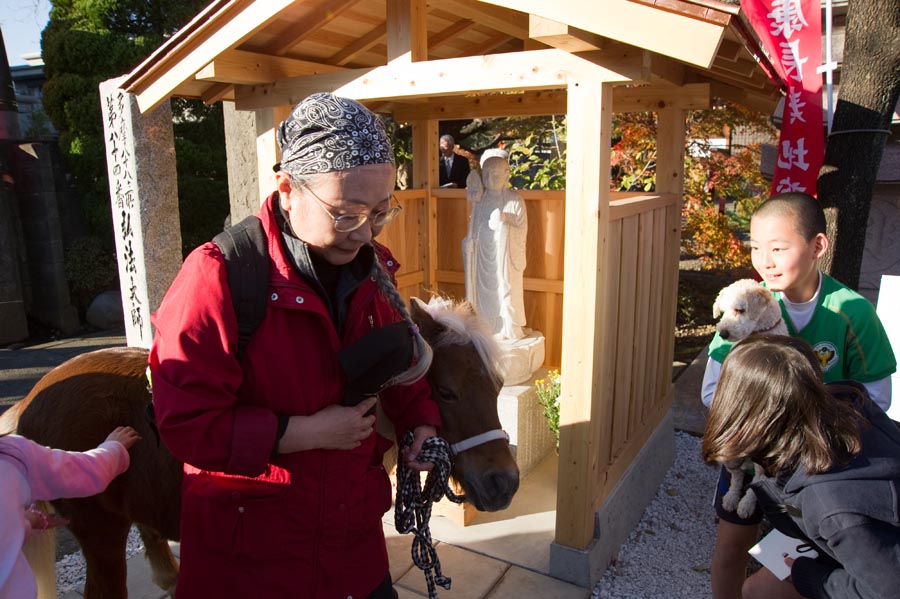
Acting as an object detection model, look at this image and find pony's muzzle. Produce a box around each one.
[465,466,519,511]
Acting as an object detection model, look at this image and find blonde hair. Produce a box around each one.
[702,335,864,475]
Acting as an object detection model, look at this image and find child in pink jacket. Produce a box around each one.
[0,426,140,599]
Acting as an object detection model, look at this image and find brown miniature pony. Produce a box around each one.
[3,296,519,598]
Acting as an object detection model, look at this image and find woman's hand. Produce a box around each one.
[105,426,142,449]
[278,397,378,454]
[403,425,438,472]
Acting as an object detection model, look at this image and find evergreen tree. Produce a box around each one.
[41,0,228,310]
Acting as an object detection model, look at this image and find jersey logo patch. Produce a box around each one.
[813,341,838,372]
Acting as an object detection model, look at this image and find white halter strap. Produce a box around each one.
[449,429,510,457]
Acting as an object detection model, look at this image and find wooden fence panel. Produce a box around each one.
[611,214,639,457]
[387,187,680,523]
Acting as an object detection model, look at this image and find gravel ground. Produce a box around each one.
[56,528,144,595]
[591,431,720,599]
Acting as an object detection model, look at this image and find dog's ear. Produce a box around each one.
[712,291,723,319]
[748,286,773,316]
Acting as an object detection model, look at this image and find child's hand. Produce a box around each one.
[25,506,69,533]
[105,426,141,449]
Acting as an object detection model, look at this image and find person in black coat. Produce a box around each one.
[702,335,900,599]
[438,134,470,188]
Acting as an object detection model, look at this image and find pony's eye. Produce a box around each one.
[437,386,459,402]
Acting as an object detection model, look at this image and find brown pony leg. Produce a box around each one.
[136,524,178,595]
[64,503,130,599]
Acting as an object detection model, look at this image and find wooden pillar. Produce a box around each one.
[412,119,438,297]
[386,0,427,63]
[654,106,687,405]
[554,79,613,550]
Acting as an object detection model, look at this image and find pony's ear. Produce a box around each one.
[410,297,444,342]
[459,300,476,315]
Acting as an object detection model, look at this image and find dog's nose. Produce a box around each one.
[720,330,731,340]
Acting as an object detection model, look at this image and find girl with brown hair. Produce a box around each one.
[703,335,900,599]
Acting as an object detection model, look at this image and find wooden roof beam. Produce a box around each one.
[614,82,710,112]
[326,23,387,66]
[201,82,234,104]
[716,38,744,62]
[391,83,711,119]
[466,33,514,56]
[478,0,726,68]
[270,0,361,56]
[123,0,296,113]
[233,48,641,109]
[711,55,757,78]
[428,19,476,50]
[195,49,345,85]
[441,0,528,40]
[529,15,605,53]
[706,80,779,113]
[646,53,686,86]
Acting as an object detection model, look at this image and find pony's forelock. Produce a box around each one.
[422,297,505,386]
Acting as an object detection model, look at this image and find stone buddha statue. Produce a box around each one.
[463,149,527,340]
[463,149,544,385]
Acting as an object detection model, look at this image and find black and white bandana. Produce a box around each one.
[277,92,394,178]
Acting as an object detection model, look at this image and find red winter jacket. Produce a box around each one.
[149,193,440,599]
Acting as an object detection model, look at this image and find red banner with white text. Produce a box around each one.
[741,0,824,196]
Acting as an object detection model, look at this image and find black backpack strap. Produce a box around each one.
[213,215,269,359]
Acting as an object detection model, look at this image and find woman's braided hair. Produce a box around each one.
[371,255,433,386]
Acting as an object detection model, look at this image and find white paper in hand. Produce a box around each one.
[749,528,819,580]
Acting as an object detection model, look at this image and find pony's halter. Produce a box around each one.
[449,429,509,457]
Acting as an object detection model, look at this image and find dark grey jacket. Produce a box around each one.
[751,384,900,599]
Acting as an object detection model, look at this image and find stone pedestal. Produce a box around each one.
[498,368,556,477]
[431,368,556,527]
[498,329,545,385]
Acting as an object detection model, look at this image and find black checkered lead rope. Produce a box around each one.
[395,432,465,599]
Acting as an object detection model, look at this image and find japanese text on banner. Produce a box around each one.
[741,0,824,196]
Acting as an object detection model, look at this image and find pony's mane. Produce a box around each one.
[421,296,504,387]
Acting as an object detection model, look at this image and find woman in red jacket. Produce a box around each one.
[149,93,440,599]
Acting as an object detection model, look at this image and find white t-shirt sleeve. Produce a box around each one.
[863,377,892,412]
[701,357,722,408]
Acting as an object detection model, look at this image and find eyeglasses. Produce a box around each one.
[302,185,402,233]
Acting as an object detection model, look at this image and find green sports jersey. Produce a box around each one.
[708,274,897,384]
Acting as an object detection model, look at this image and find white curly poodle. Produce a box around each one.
[713,278,787,342]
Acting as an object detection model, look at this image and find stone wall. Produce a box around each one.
[0,140,81,338]
[0,149,28,343]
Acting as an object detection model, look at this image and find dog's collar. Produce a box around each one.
[758,318,784,334]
